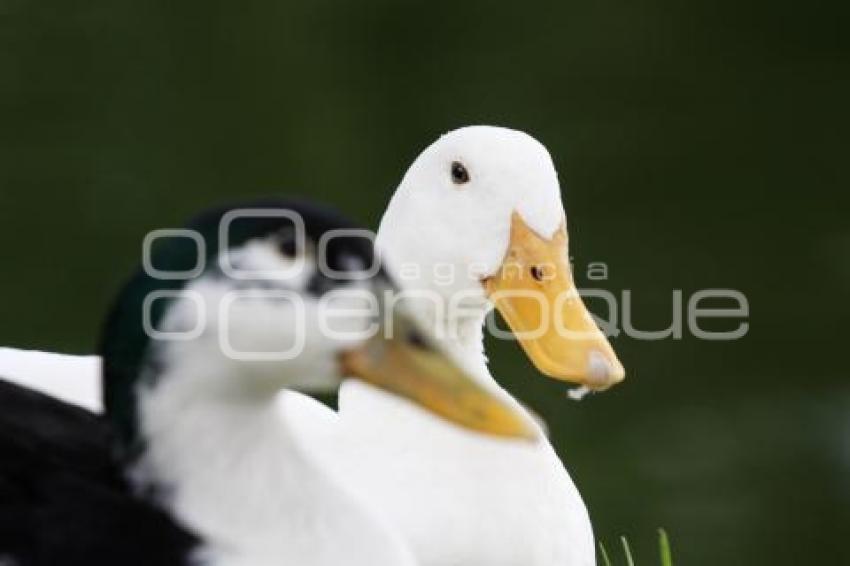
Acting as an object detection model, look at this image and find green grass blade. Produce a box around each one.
[658,528,673,566]
[620,536,635,566]
[598,540,613,566]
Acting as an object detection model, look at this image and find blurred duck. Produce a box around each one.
[0,200,533,566]
[0,126,625,566]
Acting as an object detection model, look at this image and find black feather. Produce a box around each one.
[0,380,197,566]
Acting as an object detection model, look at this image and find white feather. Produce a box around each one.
[0,347,101,410]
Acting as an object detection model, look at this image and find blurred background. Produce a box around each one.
[1,1,847,563]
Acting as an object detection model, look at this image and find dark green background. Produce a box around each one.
[1,1,847,564]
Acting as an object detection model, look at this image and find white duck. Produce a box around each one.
[332,126,624,566]
[0,126,625,565]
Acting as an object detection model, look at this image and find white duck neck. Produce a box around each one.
[132,358,411,565]
[409,294,495,385]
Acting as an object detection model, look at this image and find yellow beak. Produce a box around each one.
[339,308,537,440]
[484,212,625,390]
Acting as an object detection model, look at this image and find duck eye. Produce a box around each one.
[406,329,430,350]
[277,229,298,257]
[450,161,470,185]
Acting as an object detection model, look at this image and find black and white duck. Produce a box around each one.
[0,199,533,566]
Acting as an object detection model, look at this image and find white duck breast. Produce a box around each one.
[337,382,595,565]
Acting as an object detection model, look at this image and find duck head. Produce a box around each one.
[378,126,625,391]
[100,199,536,456]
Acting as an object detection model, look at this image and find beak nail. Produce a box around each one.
[587,350,625,390]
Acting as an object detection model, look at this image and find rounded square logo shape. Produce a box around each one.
[218,289,306,361]
[143,229,206,280]
[142,290,206,341]
[218,209,306,280]
[317,229,380,280]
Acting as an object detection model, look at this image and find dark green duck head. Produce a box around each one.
[99,199,535,459]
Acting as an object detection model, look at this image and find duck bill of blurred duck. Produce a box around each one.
[339,310,537,441]
[484,212,625,391]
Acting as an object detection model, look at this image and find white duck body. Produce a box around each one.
[334,126,597,565]
[337,357,594,566]
[137,361,417,566]
[134,341,417,566]
[0,347,101,410]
